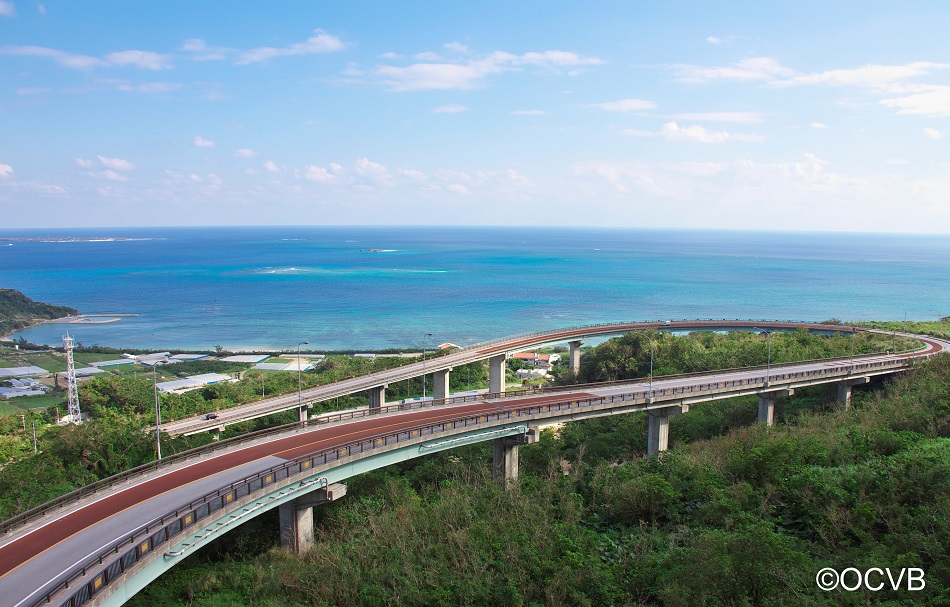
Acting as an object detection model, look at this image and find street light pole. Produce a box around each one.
[297,341,309,410]
[422,333,432,400]
[153,362,164,460]
[755,328,773,386]
[850,327,855,372]
[649,338,654,398]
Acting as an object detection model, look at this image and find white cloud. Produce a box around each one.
[633,121,765,143]
[782,61,948,90]
[433,104,469,113]
[668,112,764,123]
[377,61,502,91]
[375,48,602,91]
[448,183,470,195]
[571,153,853,198]
[0,45,172,70]
[590,98,657,111]
[810,122,829,129]
[674,57,795,83]
[510,50,604,69]
[0,1,15,16]
[379,52,401,60]
[444,42,469,53]
[706,36,721,44]
[93,169,127,182]
[0,163,12,178]
[116,82,181,93]
[511,109,548,115]
[96,155,135,171]
[235,148,257,158]
[236,29,345,64]
[304,165,337,183]
[400,169,427,181]
[0,45,106,69]
[263,160,280,173]
[923,127,942,139]
[354,158,395,186]
[180,38,230,61]
[74,158,95,169]
[104,50,172,70]
[880,86,950,117]
[193,135,215,148]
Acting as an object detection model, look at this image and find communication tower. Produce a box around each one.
[63,333,82,424]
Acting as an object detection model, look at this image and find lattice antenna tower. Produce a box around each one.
[63,333,82,424]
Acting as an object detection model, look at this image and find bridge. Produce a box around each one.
[162,320,872,437]
[0,321,946,607]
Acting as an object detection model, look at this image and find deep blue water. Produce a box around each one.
[1,226,947,351]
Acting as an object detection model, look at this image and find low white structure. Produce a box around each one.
[0,366,48,378]
[222,354,271,363]
[156,373,236,394]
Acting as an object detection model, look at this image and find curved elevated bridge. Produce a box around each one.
[164,320,877,436]
[1,321,946,607]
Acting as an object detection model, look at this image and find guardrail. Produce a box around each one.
[26,352,929,607]
[166,321,884,434]
[1,339,921,538]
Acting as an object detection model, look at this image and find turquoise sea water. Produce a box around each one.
[1,227,948,351]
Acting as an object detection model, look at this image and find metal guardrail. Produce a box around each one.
[26,352,931,607]
[0,335,920,537]
[166,320,871,434]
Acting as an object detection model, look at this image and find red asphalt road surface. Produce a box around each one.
[0,392,595,578]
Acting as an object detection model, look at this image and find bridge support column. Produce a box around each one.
[647,405,688,458]
[279,483,346,553]
[433,368,452,400]
[492,429,539,488]
[296,404,311,423]
[489,354,507,394]
[368,385,387,412]
[568,340,584,375]
[209,426,223,441]
[836,377,869,410]
[757,389,793,426]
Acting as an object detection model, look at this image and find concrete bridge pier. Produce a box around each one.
[757,389,793,426]
[568,340,584,375]
[836,377,869,409]
[433,368,452,400]
[279,483,346,553]
[492,429,539,487]
[489,354,507,394]
[296,403,311,423]
[209,426,224,441]
[647,405,688,457]
[368,385,387,412]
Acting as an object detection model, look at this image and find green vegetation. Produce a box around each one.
[0,289,77,336]
[129,353,950,607]
[573,328,915,384]
[2,323,948,605]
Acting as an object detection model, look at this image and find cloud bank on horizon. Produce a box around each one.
[0,1,948,233]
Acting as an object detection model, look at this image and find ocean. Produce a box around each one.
[1,226,948,351]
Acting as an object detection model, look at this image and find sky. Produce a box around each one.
[1,1,949,232]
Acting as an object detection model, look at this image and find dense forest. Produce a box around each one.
[0,289,78,336]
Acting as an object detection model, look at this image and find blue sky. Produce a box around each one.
[1,1,948,232]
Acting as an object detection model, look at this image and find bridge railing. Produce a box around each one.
[1,336,925,538]
[163,320,879,434]
[32,352,923,607]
